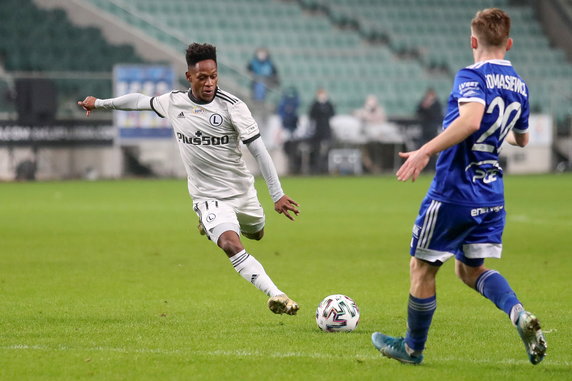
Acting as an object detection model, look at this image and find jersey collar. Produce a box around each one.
[476,59,512,66]
[188,89,216,105]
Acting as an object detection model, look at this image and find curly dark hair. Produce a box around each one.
[185,43,217,67]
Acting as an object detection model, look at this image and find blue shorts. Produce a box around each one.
[410,197,506,267]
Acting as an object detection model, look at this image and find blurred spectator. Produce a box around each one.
[416,87,443,147]
[247,47,279,102]
[277,86,300,133]
[354,94,386,127]
[353,94,387,173]
[309,88,335,174]
[278,86,302,174]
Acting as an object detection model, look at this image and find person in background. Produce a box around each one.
[416,87,443,147]
[247,47,279,102]
[416,88,443,171]
[354,94,387,173]
[278,86,302,174]
[354,94,386,127]
[278,86,300,134]
[309,88,335,174]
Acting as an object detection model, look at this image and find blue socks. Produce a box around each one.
[405,294,437,353]
[403,270,520,354]
[475,270,521,316]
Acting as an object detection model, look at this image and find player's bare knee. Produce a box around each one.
[409,257,439,296]
[455,261,485,288]
[410,257,438,277]
[243,229,264,241]
[455,266,471,286]
[217,231,244,256]
[219,241,244,257]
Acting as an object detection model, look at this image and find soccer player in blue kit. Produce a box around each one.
[372,8,547,365]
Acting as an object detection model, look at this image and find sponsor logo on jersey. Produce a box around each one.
[471,205,503,217]
[206,213,216,222]
[176,130,230,146]
[459,81,481,97]
[191,106,205,114]
[462,90,479,97]
[177,112,185,118]
[459,81,480,91]
[209,113,223,126]
[466,160,503,184]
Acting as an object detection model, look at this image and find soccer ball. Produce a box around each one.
[315,294,360,332]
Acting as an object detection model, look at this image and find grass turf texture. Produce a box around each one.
[1,174,571,380]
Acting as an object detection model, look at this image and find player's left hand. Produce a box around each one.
[396,149,431,182]
[274,195,300,221]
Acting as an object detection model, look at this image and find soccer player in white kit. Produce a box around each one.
[78,43,300,315]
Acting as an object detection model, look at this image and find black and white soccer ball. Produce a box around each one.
[315,294,360,332]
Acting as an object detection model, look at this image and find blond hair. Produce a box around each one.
[471,8,511,47]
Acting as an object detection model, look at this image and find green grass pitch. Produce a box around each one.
[1,174,571,380]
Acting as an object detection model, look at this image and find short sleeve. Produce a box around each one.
[228,101,260,143]
[150,92,170,118]
[453,69,486,106]
[512,86,530,134]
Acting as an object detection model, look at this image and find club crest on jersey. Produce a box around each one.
[206,213,216,223]
[209,113,223,127]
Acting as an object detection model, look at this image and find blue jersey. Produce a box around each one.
[427,59,529,207]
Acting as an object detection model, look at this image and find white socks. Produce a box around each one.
[510,303,525,325]
[229,250,283,297]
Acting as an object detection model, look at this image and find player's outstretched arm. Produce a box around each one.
[77,93,153,117]
[274,194,300,221]
[396,101,484,182]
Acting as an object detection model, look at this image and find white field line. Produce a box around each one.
[1,345,569,367]
[509,214,572,226]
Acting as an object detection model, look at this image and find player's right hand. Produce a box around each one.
[396,150,430,182]
[274,195,300,221]
[77,96,97,117]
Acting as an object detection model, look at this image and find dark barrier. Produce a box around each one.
[15,78,58,125]
[0,120,114,146]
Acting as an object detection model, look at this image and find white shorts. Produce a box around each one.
[193,189,265,244]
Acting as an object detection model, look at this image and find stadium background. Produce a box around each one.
[0,0,571,179]
[2,2,572,379]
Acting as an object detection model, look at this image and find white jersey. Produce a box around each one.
[151,88,260,201]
